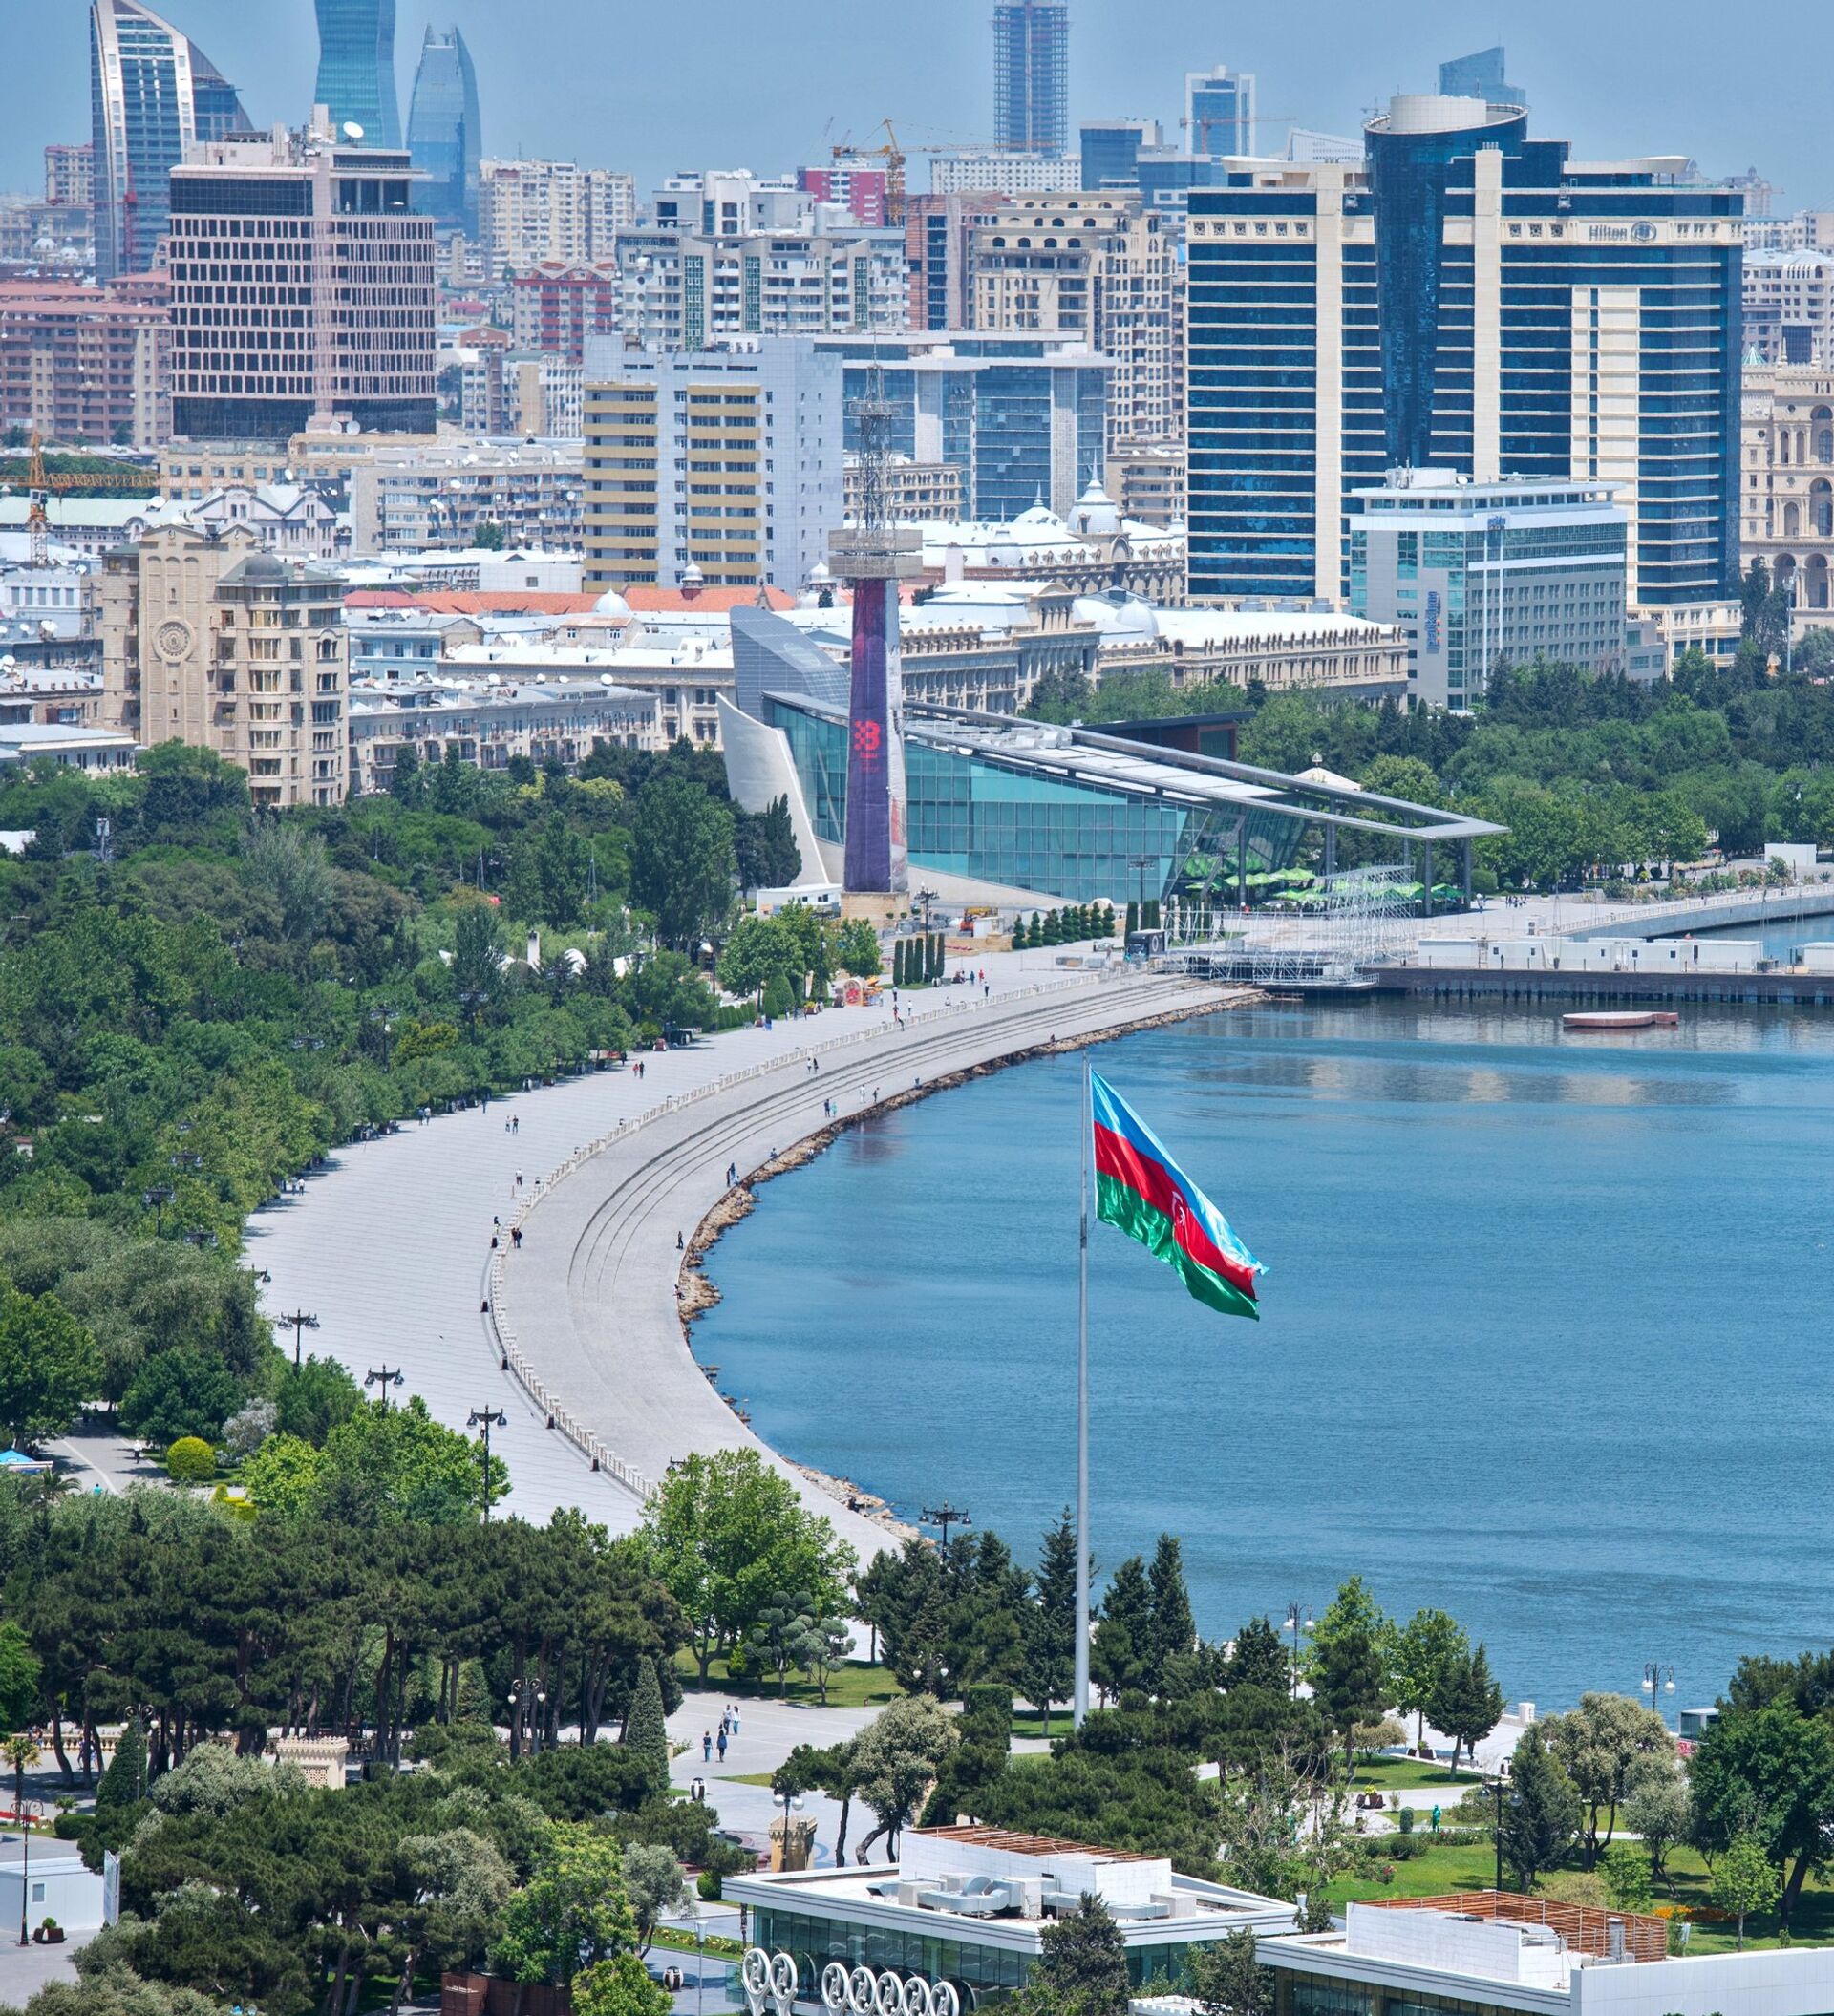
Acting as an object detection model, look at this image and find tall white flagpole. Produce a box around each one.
[1074,1056,1091,1728]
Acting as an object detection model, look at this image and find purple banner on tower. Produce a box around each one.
[843,576,907,894]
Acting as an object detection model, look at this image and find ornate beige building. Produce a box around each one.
[1741,358,1834,616]
[96,525,349,808]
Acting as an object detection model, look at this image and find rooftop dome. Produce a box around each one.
[1013,501,1069,533]
[1070,474,1121,539]
[1072,590,1159,641]
[591,587,630,617]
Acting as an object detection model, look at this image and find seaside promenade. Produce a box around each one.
[245,946,1239,1543]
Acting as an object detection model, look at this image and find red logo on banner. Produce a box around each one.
[852,719,883,761]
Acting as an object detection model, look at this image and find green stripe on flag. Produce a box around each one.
[1095,1172,1259,1320]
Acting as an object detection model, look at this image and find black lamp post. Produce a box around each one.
[1284,1602,1313,1699]
[364,1365,404,1409]
[281,1309,319,1369]
[921,1502,970,1549]
[468,1406,506,1519]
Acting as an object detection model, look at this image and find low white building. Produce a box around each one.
[0,721,137,773]
[0,1851,109,1937]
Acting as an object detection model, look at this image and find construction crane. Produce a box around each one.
[832,119,906,225]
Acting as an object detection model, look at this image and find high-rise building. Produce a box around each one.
[929,152,1078,198]
[905,193,1004,329]
[407,25,480,238]
[1740,358,1834,621]
[510,263,621,364]
[166,128,437,442]
[796,165,890,227]
[581,337,842,592]
[1744,249,1834,366]
[313,0,400,149]
[993,1,1070,156]
[89,0,250,281]
[1185,95,1744,614]
[97,526,349,807]
[44,145,95,209]
[478,159,635,273]
[1438,46,1525,109]
[813,331,1108,521]
[1080,119,1161,192]
[1184,68,1255,158]
[968,194,1180,455]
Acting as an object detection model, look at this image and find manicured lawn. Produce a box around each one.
[1349,1755,1483,1789]
[672,1653,903,1710]
[1321,1838,1502,1907]
[719,1771,778,1787]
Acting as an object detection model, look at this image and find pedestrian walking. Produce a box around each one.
[703,1730,713,1761]
[511,1226,522,1249]
[731,1706,740,1734]
[676,1229,685,1250]
[716,1729,728,1763]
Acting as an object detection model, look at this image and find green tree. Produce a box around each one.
[1542,1692,1674,1867]
[1145,1534,1196,1693]
[1034,1893,1129,2016]
[1500,1724,1581,1892]
[316,1395,509,1525]
[1024,1510,1080,1736]
[834,920,883,978]
[1226,1617,1291,1696]
[494,1821,641,1988]
[119,1348,243,1446]
[164,1436,215,1484]
[1712,1832,1781,1948]
[273,1354,361,1445]
[1092,1556,1153,1703]
[0,1620,42,1730]
[1188,1926,1274,2016]
[1431,1643,1503,1771]
[629,777,736,949]
[1600,1841,1653,1913]
[1622,1764,1689,1893]
[575,1952,675,2016]
[1391,1608,1468,1751]
[851,1692,959,1861]
[717,915,796,1004]
[0,1284,100,1445]
[621,1655,671,1795]
[620,1842,689,1958]
[1307,1577,1394,1692]
[1688,1703,1834,1926]
[1316,1629,1386,1778]
[638,1447,855,1682]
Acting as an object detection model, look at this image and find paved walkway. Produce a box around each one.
[248,947,1233,1538]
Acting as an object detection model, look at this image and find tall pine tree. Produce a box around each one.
[1146,1533,1197,1692]
[1025,1509,1081,1736]
[622,1653,671,1794]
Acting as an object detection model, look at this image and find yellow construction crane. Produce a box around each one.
[832,119,906,225]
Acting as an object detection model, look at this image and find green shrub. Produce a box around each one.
[697,1869,722,1901]
[165,1435,216,1484]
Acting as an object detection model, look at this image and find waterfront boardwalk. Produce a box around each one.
[246,947,1234,1541]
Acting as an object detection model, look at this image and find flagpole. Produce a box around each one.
[1074,1056,1091,1728]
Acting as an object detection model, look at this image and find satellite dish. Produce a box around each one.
[342,121,365,142]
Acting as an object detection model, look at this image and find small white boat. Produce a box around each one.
[1561,1010,1679,1032]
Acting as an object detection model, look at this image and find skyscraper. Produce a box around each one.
[1185,93,1743,616]
[992,0,1069,155]
[313,0,400,148]
[90,0,250,281]
[1185,67,1256,157]
[407,25,480,237]
[1438,46,1525,110]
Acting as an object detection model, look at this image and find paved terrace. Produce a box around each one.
[247,948,1237,1547]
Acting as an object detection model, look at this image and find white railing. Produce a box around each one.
[485,967,1162,1496]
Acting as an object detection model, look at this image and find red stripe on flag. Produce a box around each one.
[1094,1123,1257,1297]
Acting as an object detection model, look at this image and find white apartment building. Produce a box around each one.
[929,152,1080,196]
[347,441,584,553]
[478,159,636,273]
[1744,248,1834,366]
[166,127,437,444]
[347,673,658,793]
[581,337,843,595]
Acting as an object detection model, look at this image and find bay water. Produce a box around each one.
[695,1000,1834,1710]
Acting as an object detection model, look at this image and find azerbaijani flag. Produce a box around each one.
[1091,1072,1265,1320]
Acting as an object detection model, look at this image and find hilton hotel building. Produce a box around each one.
[1185,94,1743,618]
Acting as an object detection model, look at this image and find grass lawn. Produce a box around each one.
[1348,1755,1484,1790]
[719,1772,778,1787]
[673,1653,903,1710]
[1321,1838,1502,1907]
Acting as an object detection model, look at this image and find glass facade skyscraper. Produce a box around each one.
[407,25,480,237]
[992,1,1069,156]
[1438,46,1525,110]
[1186,95,1744,616]
[313,0,400,149]
[1185,68,1256,158]
[90,0,250,281]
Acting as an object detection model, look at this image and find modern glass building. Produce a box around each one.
[1438,46,1525,110]
[992,1,1070,156]
[818,335,1107,523]
[1185,67,1256,158]
[313,0,400,149]
[1185,94,1743,618]
[89,0,250,282]
[407,25,480,236]
[1080,119,1160,193]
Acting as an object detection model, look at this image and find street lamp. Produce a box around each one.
[364,1365,405,1409]
[1127,855,1156,916]
[1641,1662,1676,1725]
[508,1677,548,1757]
[1284,1602,1314,1699]
[468,1406,507,1520]
[1490,1772,1506,1892]
[281,1309,319,1369]
[921,1502,970,1549]
[140,1184,174,1236]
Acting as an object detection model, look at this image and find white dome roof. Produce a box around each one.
[1013,502,1068,532]
[592,588,630,617]
[1072,592,1159,640]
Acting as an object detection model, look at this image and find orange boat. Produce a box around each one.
[1561,1010,1679,1032]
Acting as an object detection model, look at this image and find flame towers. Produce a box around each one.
[408,26,481,237]
[313,0,400,147]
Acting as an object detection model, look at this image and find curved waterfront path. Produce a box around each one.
[247,948,1240,1543]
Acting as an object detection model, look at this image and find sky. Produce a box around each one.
[11,0,1831,209]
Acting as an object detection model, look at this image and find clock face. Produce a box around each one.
[155,619,194,661]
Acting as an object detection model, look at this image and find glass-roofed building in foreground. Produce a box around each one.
[720,611,1502,914]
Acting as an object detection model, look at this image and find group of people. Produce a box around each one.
[700,1703,742,1764]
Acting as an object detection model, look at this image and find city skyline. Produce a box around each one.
[11,0,1831,204]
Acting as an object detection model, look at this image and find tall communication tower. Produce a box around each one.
[830,355,919,896]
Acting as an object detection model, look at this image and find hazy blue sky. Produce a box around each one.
[12,0,1830,208]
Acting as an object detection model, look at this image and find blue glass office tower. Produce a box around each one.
[407,25,481,236]
[314,0,400,148]
[1186,95,1743,616]
[993,1,1070,155]
[90,0,250,281]
[1185,68,1255,158]
[1439,47,1525,110]
[1081,119,1158,192]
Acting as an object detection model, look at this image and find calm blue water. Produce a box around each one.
[697,1001,1834,1711]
